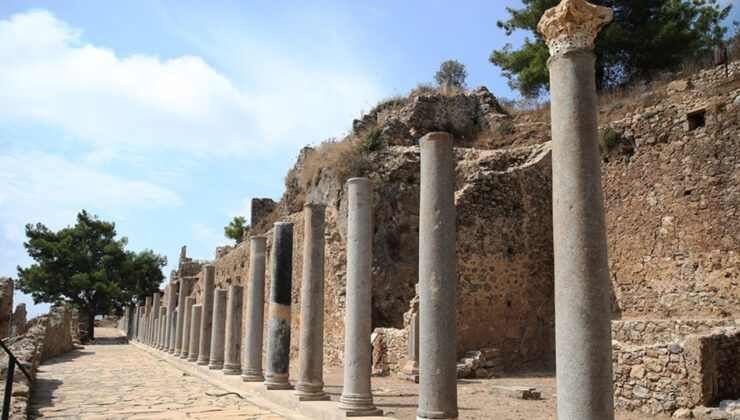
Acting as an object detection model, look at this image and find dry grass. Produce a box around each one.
[300,138,368,190]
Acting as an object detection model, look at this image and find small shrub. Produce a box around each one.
[359,125,382,154]
[598,126,620,153]
[611,101,625,110]
[369,172,384,189]
[301,139,368,189]
[410,82,436,96]
[497,121,514,136]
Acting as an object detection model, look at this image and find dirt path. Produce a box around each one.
[28,328,285,419]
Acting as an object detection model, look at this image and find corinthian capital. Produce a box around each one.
[537,0,612,56]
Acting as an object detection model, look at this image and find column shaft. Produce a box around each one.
[188,304,203,362]
[198,265,216,365]
[264,222,293,390]
[295,204,328,400]
[223,285,244,374]
[180,296,194,358]
[208,288,227,370]
[150,292,160,346]
[174,278,192,356]
[418,132,458,419]
[165,285,177,353]
[242,236,267,381]
[339,178,381,415]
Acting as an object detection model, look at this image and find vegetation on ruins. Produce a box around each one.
[223,216,248,244]
[434,59,468,89]
[489,0,733,97]
[16,210,166,339]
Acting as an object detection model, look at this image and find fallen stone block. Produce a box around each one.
[489,385,541,400]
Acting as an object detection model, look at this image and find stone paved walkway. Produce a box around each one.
[28,328,285,419]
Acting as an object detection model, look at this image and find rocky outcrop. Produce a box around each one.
[11,303,27,336]
[0,277,13,338]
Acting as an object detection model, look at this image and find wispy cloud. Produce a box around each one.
[0,9,383,157]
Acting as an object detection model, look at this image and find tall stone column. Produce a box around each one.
[197,265,216,365]
[208,288,227,370]
[242,236,267,382]
[158,307,166,350]
[338,178,381,416]
[150,292,160,346]
[264,222,294,390]
[537,2,615,419]
[180,296,194,359]
[174,278,193,357]
[165,285,177,353]
[418,132,457,420]
[153,318,159,348]
[169,309,178,351]
[295,204,329,401]
[223,285,244,375]
[188,304,203,362]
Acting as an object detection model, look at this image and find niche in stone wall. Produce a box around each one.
[685,108,706,131]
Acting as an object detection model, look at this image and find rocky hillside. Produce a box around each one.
[179,59,739,374]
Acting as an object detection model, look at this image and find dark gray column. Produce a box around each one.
[180,296,194,359]
[165,285,177,353]
[223,285,244,375]
[158,307,166,350]
[418,132,457,420]
[208,288,227,370]
[242,236,267,382]
[295,204,329,401]
[187,304,202,362]
[538,2,615,419]
[338,178,381,416]
[264,222,293,390]
[169,309,178,351]
[150,292,160,346]
[197,265,215,365]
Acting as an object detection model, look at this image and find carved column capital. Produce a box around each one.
[537,0,612,57]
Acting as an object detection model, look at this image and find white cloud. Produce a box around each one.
[191,222,226,255]
[0,9,383,156]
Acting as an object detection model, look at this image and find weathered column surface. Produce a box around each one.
[295,204,329,400]
[169,309,178,351]
[153,318,159,349]
[208,288,227,370]
[418,132,457,420]
[165,285,177,353]
[187,304,203,362]
[223,285,244,375]
[264,222,293,390]
[197,265,215,365]
[144,296,152,344]
[537,1,615,419]
[242,236,267,382]
[150,292,160,345]
[180,296,194,359]
[338,178,381,416]
[158,307,166,350]
[174,278,193,356]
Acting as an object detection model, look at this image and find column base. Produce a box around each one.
[196,357,210,365]
[294,383,329,401]
[416,409,458,420]
[338,393,380,416]
[179,353,189,359]
[222,364,241,375]
[208,361,224,370]
[416,417,457,420]
[241,369,264,382]
[186,355,198,362]
[264,374,293,390]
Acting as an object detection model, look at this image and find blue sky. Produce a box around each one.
[1,1,737,318]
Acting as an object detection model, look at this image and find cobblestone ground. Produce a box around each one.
[28,328,285,419]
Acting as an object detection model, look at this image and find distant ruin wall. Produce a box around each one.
[0,277,14,338]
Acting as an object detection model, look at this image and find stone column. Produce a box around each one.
[338,178,381,416]
[208,288,227,370]
[295,204,329,401]
[174,278,193,357]
[197,265,216,365]
[150,292,160,346]
[537,2,615,419]
[188,304,203,362]
[242,236,267,381]
[223,285,244,374]
[165,285,177,353]
[418,132,457,420]
[133,306,141,341]
[169,309,178,351]
[264,222,293,390]
[158,307,166,350]
[180,296,194,359]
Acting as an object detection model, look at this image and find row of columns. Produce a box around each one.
[125,4,616,413]
[127,138,456,418]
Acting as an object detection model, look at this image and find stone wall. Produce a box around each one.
[611,319,740,415]
[11,303,27,336]
[0,307,77,419]
[0,277,13,338]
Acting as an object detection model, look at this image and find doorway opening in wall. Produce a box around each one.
[686,109,706,131]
